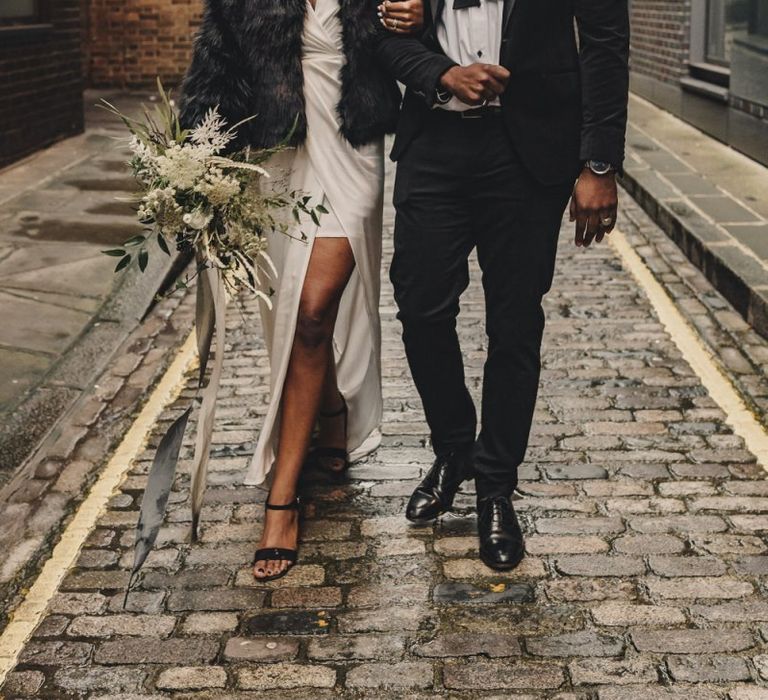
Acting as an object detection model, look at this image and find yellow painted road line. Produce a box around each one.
[611,228,768,468]
[0,331,198,686]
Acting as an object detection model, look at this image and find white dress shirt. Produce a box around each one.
[435,0,504,111]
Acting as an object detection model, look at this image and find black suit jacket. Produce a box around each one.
[374,0,630,186]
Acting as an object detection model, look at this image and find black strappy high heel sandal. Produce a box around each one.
[310,395,350,478]
[252,497,301,582]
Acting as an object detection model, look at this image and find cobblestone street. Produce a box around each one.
[2,156,768,699]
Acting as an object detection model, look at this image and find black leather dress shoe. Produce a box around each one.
[477,496,525,571]
[405,451,473,523]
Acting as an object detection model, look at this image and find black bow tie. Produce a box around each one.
[453,0,490,9]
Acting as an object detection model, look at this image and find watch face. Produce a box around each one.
[589,160,612,175]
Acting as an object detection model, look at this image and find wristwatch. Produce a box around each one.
[585,159,615,176]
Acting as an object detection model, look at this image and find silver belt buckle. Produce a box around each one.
[461,109,484,120]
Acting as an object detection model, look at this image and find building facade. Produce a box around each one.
[0,0,85,169]
[2,0,767,169]
[630,0,768,166]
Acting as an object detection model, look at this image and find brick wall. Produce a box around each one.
[83,0,692,90]
[629,0,691,84]
[0,2,85,169]
[85,0,201,88]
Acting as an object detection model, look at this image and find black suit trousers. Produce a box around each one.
[390,110,572,499]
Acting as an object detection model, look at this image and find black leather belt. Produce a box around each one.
[433,105,504,119]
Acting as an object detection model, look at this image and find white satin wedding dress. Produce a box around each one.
[244,0,384,486]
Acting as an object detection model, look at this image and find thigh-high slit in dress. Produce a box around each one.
[244,0,384,486]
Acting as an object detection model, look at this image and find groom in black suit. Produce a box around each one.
[375,0,629,569]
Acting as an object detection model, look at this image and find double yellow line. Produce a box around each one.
[0,332,198,685]
[611,229,768,466]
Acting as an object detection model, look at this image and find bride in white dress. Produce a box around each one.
[244,0,425,581]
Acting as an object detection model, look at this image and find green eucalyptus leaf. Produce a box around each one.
[138,249,149,272]
[115,254,132,272]
[124,234,146,247]
[157,234,171,255]
[103,249,126,257]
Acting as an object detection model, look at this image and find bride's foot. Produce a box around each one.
[252,497,300,581]
[314,395,349,474]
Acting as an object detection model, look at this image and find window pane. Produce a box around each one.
[0,0,37,18]
[707,0,751,65]
[750,0,768,37]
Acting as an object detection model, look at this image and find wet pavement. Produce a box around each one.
[622,94,768,342]
[1,147,768,697]
[0,90,176,480]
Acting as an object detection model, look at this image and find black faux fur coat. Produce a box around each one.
[179,0,402,150]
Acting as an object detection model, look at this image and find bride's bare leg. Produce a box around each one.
[254,238,355,579]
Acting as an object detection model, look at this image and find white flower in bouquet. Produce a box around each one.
[155,143,207,191]
[129,136,159,183]
[194,167,242,207]
[188,107,234,155]
[140,187,185,237]
[183,207,213,231]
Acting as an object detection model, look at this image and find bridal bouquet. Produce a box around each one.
[101,81,322,300]
[101,82,323,603]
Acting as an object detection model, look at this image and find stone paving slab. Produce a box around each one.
[3,164,768,697]
[0,89,180,483]
[622,93,768,342]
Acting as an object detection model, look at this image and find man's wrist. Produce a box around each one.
[583,159,616,176]
[438,65,460,91]
[424,62,458,107]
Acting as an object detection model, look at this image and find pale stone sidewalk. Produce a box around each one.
[0,90,175,482]
[622,94,768,344]
[2,159,768,697]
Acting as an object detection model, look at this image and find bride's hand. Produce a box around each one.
[378,0,425,34]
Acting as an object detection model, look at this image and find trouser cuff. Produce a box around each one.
[475,476,516,502]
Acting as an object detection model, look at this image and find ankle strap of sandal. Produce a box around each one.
[265,498,300,511]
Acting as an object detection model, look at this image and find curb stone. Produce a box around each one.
[0,277,194,631]
[621,123,768,342]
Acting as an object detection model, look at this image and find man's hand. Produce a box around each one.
[379,0,424,34]
[569,169,618,247]
[440,64,510,106]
